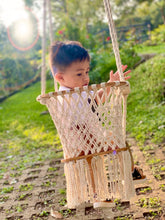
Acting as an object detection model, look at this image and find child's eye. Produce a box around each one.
[77,73,82,76]
[86,71,89,74]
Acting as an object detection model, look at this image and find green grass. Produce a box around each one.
[19,184,34,192]
[0,79,62,167]
[0,187,14,194]
[59,188,66,195]
[134,43,165,54]
[136,197,161,208]
[127,54,165,144]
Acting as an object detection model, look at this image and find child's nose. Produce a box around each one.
[84,74,89,81]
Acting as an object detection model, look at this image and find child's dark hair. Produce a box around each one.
[49,41,90,73]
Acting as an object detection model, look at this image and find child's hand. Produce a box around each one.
[109,65,131,82]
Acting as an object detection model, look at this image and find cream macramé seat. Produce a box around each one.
[38,0,137,209]
[37,81,135,208]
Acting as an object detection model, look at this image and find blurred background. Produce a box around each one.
[0,0,165,99]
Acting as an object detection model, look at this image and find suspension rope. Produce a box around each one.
[48,0,53,44]
[103,0,129,142]
[103,0,125,81]
[41,0,47,95]
[48,0,58,92]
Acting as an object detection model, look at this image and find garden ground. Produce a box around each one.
[0,136,165,219]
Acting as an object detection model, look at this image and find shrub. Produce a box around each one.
[0,58,38,97]
[144,24,165,45]
[89,45,140,84]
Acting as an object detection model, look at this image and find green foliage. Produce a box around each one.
[160,184,165,191]
[0,187,14,194]
[127,54,165,144]
[142,24,165,46]
[59,188,66,195]
[140,145,154,151]
[47,167,58,172]
[89,49,116,84]
[89,45,140,84]
[147,158,161,165]
[65,21,81,42]
[139,187,152,194]
[17,194,28,201]
[0,196,9,202]
[115,0,165,29]
[60,209,75,218]
[41,181,56,188]
[136,197,161,208]
[51,0,104,41]
[19,184,34,192]
[15,204,23,213]
[0,57,38,97]
[39,211,49,217]
[59,197,67,206]
[120,43,141,68]
[150,24,165,44]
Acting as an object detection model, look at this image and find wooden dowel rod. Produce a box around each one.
[61,147,128,163]
[39,81,128,99]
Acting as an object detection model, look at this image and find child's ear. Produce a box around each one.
[54,73,64,83]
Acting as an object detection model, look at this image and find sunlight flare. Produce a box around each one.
[13,19,33,42]
[0,0,39,50]
[0,0,26,27]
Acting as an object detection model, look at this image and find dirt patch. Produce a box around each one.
[0,137,165,219]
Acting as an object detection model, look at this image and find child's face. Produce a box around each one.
[57,60,90,89]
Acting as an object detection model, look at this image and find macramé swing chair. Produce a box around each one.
[37,0,136,209]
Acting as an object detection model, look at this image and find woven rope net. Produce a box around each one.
[38,0,135,209]
[37,82,135,208]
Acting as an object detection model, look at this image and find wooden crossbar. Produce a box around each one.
[38,81,128,99]
[61,147,129,163]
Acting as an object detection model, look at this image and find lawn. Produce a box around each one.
[0,78,62,169]
[127,54,165,144]
[134,43,165,55]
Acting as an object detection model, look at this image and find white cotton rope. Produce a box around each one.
[48,0,58,92]
[48,0,53,44]
[103,0,131,140]
[103,0,125,81]
[41,0,58,94]
[41,0,47,95]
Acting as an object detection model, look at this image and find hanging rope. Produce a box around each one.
[48,0,53,44]
[103,0,131,142]
[41,0,47,95]
[47,0,58,92]
[103,0,125,81]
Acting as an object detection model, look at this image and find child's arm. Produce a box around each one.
[96,65,131,103]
